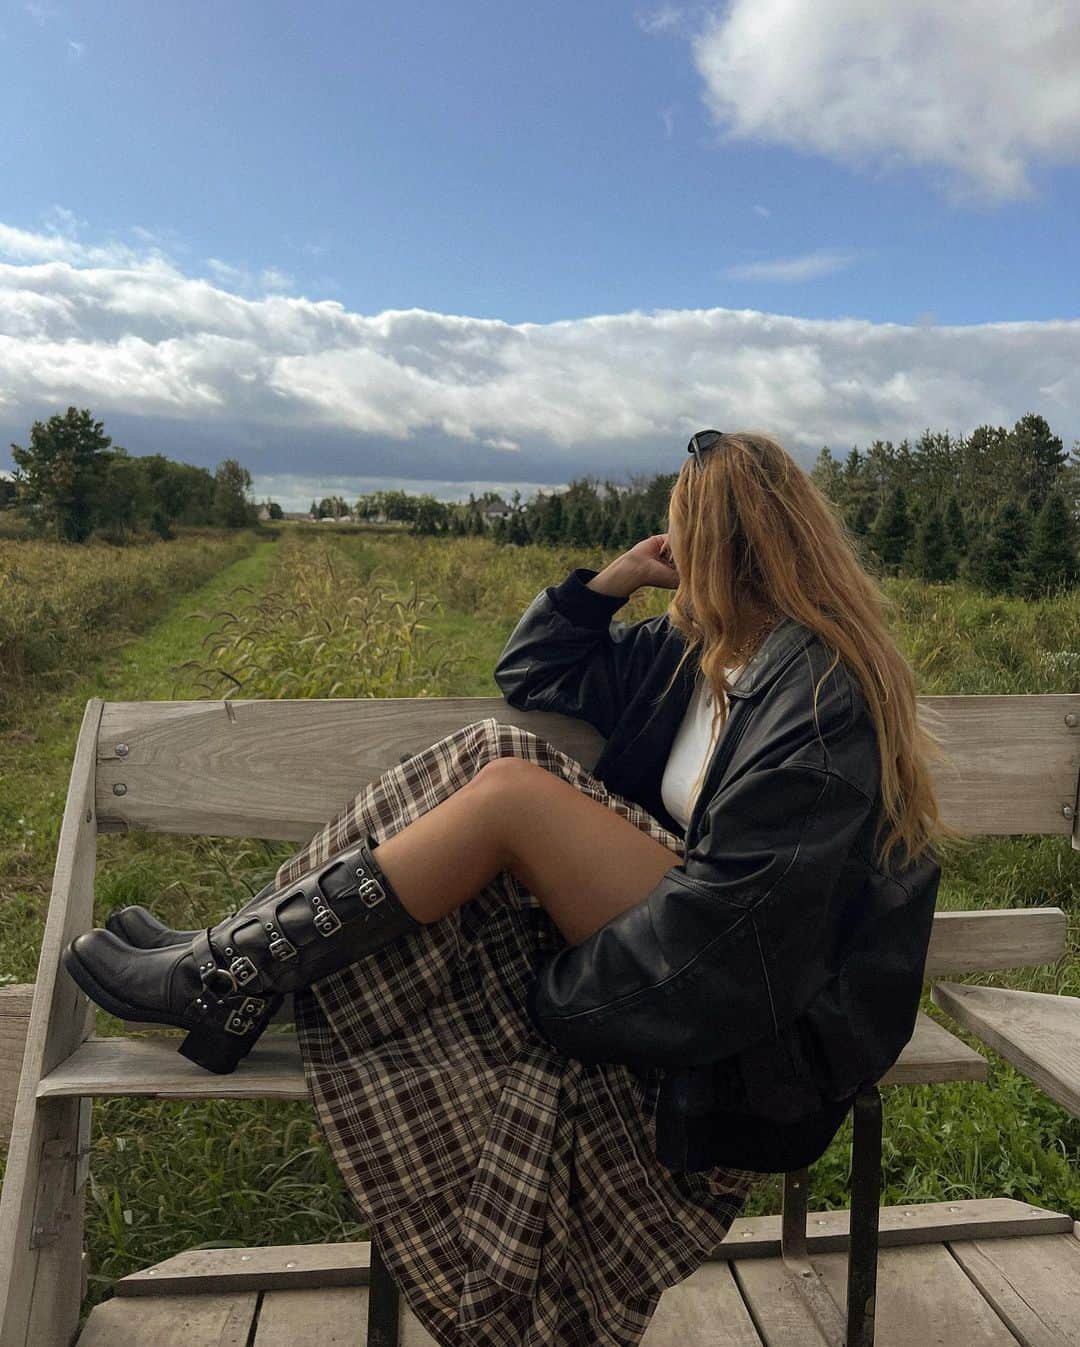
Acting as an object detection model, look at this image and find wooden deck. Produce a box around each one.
[75,1197,1080,1346]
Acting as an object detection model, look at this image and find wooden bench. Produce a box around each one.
[0,691,1076,1347]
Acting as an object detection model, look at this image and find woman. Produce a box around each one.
[63,430,955,1346]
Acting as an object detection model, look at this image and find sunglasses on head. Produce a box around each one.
[687,429,724,471]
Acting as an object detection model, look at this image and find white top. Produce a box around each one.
[660,665,743,830]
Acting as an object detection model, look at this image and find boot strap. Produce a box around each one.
[184,927,272,1034]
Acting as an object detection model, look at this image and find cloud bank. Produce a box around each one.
[689,0,1080,205]
[1,219,1078,501]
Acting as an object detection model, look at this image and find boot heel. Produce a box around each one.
[178,1025,246,1074]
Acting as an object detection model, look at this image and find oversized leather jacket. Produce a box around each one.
[493,566,942,1174]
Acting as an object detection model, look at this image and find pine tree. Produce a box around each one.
[967,501,1032,594]
[912,508,956,582]
[943,495,967,556]
[870,484,913,575]
[1015,492,1079,599]
[540,495,564,546]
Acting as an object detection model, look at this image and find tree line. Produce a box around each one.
[3,407,258,541]
[416,412,1080,599]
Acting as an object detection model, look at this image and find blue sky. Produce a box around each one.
[2,0,1078,508]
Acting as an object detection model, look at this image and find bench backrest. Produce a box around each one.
[92,693,1078,978]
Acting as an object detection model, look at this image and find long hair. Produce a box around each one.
[656,431,967,879]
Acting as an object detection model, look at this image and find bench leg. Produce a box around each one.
[367,1235,401,1347]
[781,1167,846,1345]
[845,1083,882,1347]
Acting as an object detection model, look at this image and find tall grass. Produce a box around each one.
[0,531,258,724]
[174,531,467,699]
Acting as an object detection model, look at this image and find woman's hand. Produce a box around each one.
[623,534,679,591]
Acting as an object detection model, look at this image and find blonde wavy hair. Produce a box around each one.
[655,431,967,879]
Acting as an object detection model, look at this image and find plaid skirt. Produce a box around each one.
[272,718,765,1347]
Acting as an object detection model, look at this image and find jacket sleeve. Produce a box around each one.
[493,567,658,740]
[523,760,877,1072]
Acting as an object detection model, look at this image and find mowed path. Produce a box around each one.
[0,536,281,980]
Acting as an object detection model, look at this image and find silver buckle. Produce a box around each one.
[313,903,342,936]
[355,866,386,909]
[224,995,266,1036]
[268,932,297,960]
[229,956,258,986]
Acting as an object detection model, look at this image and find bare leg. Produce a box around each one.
[370,757,681,945]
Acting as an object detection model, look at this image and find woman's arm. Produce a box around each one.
[493,558,655,739]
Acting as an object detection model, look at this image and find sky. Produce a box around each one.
[2,0,1079,510]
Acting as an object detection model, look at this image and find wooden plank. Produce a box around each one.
[881,1010,987,1085]
[38,1035,310,1102]
[924,909,1068,977]
[95,698,604,839]
[744,1243,1021,1346]
[37,1010,982,1103]
[931,982,1080,1117]
[253,1287,368,1345]
[0,698,103,1347]
[93,693,1080,841]
[642,1261,764,1345]
[0,986,34,1149]
[118,1241,373,1296]
[711,1198,1072,1261]
[729,1258,844,1347]
[76,1292,258,1347]
[950,1234,1080,1347]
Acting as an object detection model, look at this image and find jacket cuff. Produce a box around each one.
[547,568,632,628]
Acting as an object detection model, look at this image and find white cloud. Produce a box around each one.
[726,248,859,282]
[753,204,771,219]
[0,216,1077,488]
[690,0,1080,205]
[635,5,685,36]
[659,104,677,138]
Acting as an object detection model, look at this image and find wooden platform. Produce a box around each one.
[76,1198,1080,1346]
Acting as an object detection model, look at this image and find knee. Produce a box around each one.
[472,756,539,792]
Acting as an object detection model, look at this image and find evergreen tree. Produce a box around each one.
[1015,492,1079,599]
[566,502,591,547]
[968,500,1032,594]
[943,495,967,556]
[870,484,913,575]
[912,507,956,582]
[9,406,112,542]
[540,495,564,546]
[810,445,843,503]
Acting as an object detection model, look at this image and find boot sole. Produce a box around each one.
[61,943,247,1074]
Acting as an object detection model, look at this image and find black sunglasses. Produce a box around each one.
[687,429,724,471]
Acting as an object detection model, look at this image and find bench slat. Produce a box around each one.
[36,1011,985,1102]
[94,694,1080,842]
[931,982,1080,1118]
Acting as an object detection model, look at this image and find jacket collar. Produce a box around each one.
[724,615,817,698]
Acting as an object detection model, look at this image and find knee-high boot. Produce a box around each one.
[62,835,428,1074]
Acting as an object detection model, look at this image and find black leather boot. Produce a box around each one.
[63,834,427,1074]
[105,879,277,949]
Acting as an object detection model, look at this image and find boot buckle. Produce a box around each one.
[312,902,342,937]
[229,956,258,986]
[355,867,386,908]
[224,995,267,1036]
[268,931,298,961]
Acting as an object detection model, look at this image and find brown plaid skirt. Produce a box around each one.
[272,718,765,1347]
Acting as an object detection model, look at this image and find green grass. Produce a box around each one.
[0,526,1078,1320]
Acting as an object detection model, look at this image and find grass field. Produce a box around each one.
[1,521,1078,1315]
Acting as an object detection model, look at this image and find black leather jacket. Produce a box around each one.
[494,566,942,1174]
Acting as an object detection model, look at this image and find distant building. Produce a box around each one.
[481,497,511,523]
